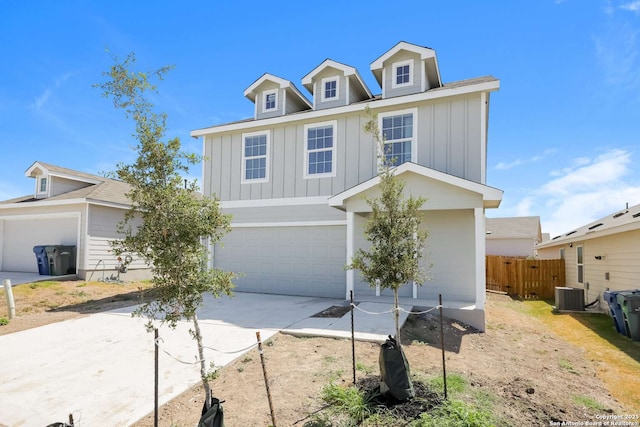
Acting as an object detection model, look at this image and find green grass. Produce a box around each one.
[321,383,378,422]
[0,317,9,326]
[355,362,375,375]
[558,358,578,374]
[411,399,496,427]
[571,395,608,411]
[426,373,468,396]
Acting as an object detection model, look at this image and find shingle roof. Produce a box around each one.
[538,203,640,248]
[485,216,541,240]
[2,163,131,207]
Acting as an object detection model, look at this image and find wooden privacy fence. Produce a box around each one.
[486,256,565,299]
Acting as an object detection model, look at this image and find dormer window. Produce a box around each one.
[321,77,338,101]
[392,59,413,88]
[38,177,47,193]
[263,90,277,112]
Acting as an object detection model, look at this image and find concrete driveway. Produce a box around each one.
[0,292,409,426]
[0,271,76,286]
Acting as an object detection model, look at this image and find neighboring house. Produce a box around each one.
[537,203,640,306]
[0,161,149,280]
[191,42,503,330]
[485,216,543,258]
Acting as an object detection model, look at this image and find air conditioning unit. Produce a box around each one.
[555,287,585,311]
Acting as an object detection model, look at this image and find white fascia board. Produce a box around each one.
[302,59,355,86]
[370,42,436,70]
[0,198,88,210]
[191,79,499,138]
[244,73,291,99]
[48,172,103,185]
[328,162,503,207]
[86,199,131,210]
[0,198,130,211]
[536,221,640,249]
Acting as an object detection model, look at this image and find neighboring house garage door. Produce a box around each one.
[1,216,78,273]
[215,225,346,298]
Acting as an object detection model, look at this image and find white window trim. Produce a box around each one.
[241,130,270,184]
[377,108,418,167]
[37,176,48,195]
[391,59,414,89]
[303,120,338,179]
[262,89,278,113]
[576,245,584,284]
[320,76,339,102]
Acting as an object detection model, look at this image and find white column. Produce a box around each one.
[345,211,355,300]
[474,208,486,309]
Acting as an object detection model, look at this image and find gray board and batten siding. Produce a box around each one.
[203,92,486,202]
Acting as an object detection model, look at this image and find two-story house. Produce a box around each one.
[191,42,503,330]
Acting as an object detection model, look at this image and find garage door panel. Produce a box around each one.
[215,226,346,298]
[2,218,77,272]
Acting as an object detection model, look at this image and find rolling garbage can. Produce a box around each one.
[45,245,76,276]
[603,290,625,335]
[617,290,640,341]
[33,246,50,275]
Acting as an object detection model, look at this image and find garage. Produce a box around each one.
[1,215,79,273]
[214,225,346,298]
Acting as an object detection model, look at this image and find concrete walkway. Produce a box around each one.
[0,292,410,427]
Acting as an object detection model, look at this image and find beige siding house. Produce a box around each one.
[192,42,503,330]
[0,161,150,281]
[485,216,543,258]
[537,203,640,306]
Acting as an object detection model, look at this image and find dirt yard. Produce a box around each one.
[2,281,639,426]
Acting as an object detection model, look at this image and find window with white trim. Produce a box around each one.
[379,110,416,166]
[321,77,338,101]
[242,131,269,183]
[39,176,47,193]
[263,90,277,112]
[304,121,337,178]
[576,246,584,284]
[392,59,413,88]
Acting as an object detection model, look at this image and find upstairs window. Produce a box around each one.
[321,77,338,101]
[304,121,337,178]
[263,90,277,112]
[380,110,416,166]
[242,131,269,183]
[392,59,414,88]
[39,176,47,193]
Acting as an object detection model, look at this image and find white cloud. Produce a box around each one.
[494,148,557,171]
[29,72,73,111]
[515,149,640,237]
[620,0,640,13]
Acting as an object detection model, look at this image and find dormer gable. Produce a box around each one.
[301,59,373,110]
[244,73,312,120]
[370,41,442,99]
[25,161,102,199]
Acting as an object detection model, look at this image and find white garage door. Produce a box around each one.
[214,225,346,298]
[2,217,78,272]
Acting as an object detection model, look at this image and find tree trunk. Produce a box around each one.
[394,287,401,348]
[192,312,212,409]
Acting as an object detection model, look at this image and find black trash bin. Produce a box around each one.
[33,246,50,275]
[45,245,76,276]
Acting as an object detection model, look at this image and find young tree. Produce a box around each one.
[95,53,235,409]
[348,107,429,345]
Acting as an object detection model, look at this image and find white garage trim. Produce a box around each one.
[231,220,346,228]
[0,212,81,272]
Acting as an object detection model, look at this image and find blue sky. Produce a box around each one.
[1,1,639,238]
